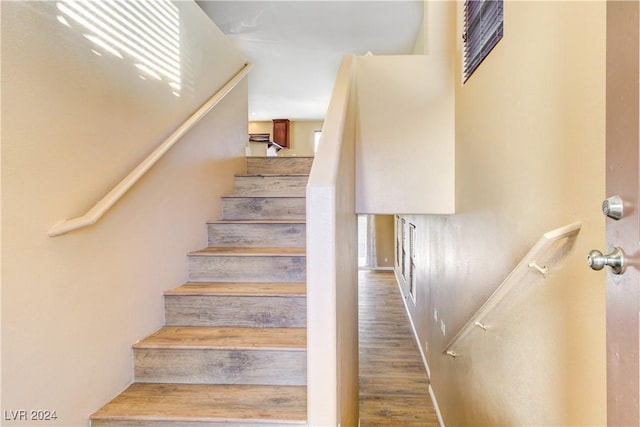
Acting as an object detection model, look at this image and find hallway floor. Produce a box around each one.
[359,270,440,427]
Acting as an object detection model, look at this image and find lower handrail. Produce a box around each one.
[48,62,252,237]
[443,221,582,357]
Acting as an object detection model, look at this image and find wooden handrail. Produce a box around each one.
[48,63,252,237]
[443,221,582,357]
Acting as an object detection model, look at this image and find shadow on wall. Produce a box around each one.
[54,0,196,97]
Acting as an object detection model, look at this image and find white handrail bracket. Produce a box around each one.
[474,321,488,331]
[528,261,549,278]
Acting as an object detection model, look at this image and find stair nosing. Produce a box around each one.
[188,247,306,257]
[222,195,306,199]
[90,383,307,424]
[133,345,306,351]
[92,415,306,424]
[215,219,307,224]
[133,344,307,351]
[134,326,307,351]
[248,155,314,158]
[207,219,306,224]
[220,193,307,200]
[165,282,306,297]
[235,173,310,177]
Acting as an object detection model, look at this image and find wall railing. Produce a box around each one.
[48,62,252,237]
[443,221,582,357]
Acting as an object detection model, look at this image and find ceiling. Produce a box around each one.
[197,1,423,121]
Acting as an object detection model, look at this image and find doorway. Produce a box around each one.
[357,215,395,269]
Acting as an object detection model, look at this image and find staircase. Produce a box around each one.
[91,156,313,427]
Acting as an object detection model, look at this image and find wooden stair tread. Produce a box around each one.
[249,156,314,158]
[246,157,313,175]
[222,195,306,199]
[91,383,306,423]
[165,282,306,296]
[236,173,309,177]
[207,219,306,224]
[190,247,306,256]
[134,326,306,350]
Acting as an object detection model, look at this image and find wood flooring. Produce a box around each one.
[359,270,440,427]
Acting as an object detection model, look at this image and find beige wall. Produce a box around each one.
[306,55,358,426]
[375,215,395,268]
[395,1,606,425]
[248,120,322,157]
[1,2,247,426]
[355,1,456,215]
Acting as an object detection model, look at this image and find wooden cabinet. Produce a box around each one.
[272,119,290,148]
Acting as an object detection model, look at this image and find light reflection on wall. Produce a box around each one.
[56,0,182,97]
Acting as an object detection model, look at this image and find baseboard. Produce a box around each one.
[429,384,446,427]
[393,272,430,379]
[393,271,445,427]
[357,266,394,271]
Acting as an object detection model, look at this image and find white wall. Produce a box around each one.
[394,1,606,425]
[1,2,248,425]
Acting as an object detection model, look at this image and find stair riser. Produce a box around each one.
[222,197,306,220]
[188,255,306,282]
[165,295,306,327]
[208,223,306,248]
[134,349,306,385]
[247,157,313,175]
[235,176,308,196]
